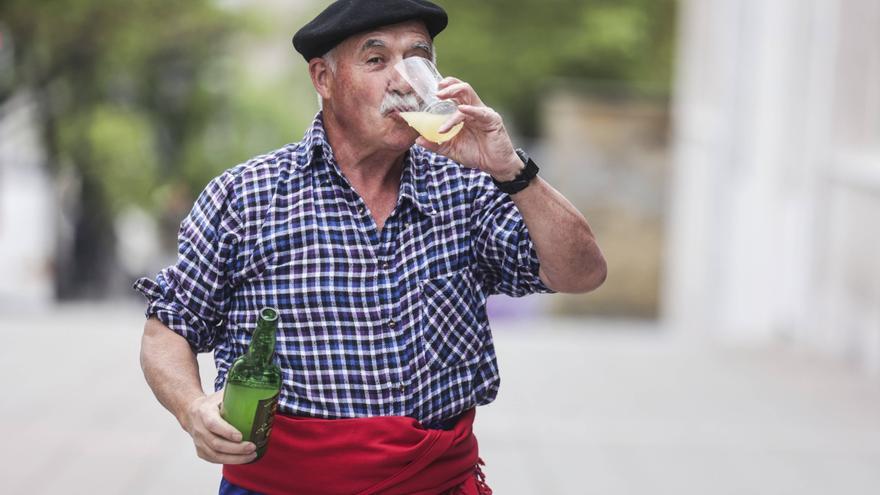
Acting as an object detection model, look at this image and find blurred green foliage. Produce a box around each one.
[0,0,257,294]
[0,0,674,295]
[437,0,677,135]
[0,0,675,214]
[2,0,227,211]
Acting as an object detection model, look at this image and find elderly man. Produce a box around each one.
[135,0,605,493]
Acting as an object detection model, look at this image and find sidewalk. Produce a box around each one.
[2,304,880,494]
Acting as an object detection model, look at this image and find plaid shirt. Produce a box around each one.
[134,113,552,428]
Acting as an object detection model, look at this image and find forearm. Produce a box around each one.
[140,316,206,430]
[509,176,606,293]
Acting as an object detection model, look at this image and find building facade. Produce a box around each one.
[665,0,880,374]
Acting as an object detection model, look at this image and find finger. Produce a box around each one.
[456,104,502,127]
[435,82,468,98]
[436,82,485,107]
[203,412,243,442]
[436,82,482,105]
[197,446,258,465]
[438,111,467,134]
[207,434,258,455]
[219,452,259,465]
[437,77,462,89]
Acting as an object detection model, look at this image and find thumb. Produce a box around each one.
[208,390,224,405]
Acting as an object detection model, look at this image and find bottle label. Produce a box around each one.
[250,391,279,455]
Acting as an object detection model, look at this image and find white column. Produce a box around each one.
[664,0,829,342]
[0,92,57,309]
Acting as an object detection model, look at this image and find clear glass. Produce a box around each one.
[394,57,463,143]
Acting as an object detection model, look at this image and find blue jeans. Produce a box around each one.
[219,477,263,495]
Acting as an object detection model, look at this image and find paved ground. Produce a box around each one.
[2,303,880,494]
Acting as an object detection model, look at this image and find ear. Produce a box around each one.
[309,58,334,101]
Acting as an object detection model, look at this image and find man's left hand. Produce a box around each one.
[415,77,523,182]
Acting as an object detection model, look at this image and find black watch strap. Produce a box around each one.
[492,149,539,195]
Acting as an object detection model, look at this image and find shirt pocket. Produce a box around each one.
[418,268,483,370]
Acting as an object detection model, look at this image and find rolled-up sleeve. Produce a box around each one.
[133,171,242,353]
[470,174,555,297]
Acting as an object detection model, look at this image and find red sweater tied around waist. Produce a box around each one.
[223,408,491,495]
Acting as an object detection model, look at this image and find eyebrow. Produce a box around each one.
[412,41,432,57]
[360,39,386,52]
[359,39,433,56]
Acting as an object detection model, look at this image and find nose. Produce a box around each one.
[388,60,413,95]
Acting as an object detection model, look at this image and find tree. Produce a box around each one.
[0,0,237,297]
[434,0,677,135]
[0,0,676,298]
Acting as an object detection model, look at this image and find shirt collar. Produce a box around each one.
[398,147,437,218]
[301,111,332,168]
[301,112,437,218]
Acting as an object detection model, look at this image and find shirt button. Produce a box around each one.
[381,261,390,270]
[388,319,397,329]
[358,205,366,214]
[399,384,407,395]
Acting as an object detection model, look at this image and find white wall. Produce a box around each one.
[0,93,56,309]
[664,0,880,373]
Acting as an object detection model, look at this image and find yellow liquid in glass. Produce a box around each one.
[400,112,464,144]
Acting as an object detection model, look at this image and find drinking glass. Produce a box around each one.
[394,57,463,143]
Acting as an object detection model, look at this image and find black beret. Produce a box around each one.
[292,0,448,62]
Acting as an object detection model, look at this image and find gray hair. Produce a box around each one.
[324,46,339,73]
[316,45,437,110]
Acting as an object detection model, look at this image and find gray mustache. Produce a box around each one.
[379,92,421,115]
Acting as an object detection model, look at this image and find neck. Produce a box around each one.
[249,322,275,363]
[322,111,408,193]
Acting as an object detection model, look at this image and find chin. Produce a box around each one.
[383,120,418,149]
[385,134,418,152]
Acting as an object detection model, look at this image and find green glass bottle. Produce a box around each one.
[220,307,282,460]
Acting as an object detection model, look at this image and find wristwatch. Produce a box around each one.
[492,148,539,195]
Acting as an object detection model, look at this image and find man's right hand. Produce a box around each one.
[183,391,258,464]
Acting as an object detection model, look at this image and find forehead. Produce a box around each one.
[340,20,431,53]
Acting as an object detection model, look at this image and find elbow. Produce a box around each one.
[589,254,608,291]
[541,251,607,294]
[581,236,607,292]
[572,251,607,294]
[566,231,606,293]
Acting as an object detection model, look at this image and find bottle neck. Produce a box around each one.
[248,314,277,364]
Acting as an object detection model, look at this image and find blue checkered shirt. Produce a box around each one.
[134,113,552,428]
